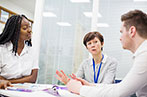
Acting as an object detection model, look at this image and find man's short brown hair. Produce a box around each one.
[121,9,147,39]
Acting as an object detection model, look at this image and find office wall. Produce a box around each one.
[37,0,91,84]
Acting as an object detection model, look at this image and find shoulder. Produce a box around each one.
[104,55,118,67]
[0,42,11,51]
[0,43,7,48]
[80,58,92,66]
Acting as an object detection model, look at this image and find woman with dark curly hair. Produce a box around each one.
[0,15,39,84]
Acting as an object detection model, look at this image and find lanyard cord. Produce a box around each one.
[92,54,104,83]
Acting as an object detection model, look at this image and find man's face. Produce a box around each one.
[120,22,131,50]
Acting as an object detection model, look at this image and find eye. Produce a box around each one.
[28,25,32,28]
[22,26,27,30]
[94,41,97,43]
[87,42,91,45]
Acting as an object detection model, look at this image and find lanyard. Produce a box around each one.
[92,54,104,83]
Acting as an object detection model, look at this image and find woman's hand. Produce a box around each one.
[0,80,13,89]
[56,70,70,85]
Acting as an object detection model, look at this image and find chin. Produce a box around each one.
[91,52,98,55]
[122,46,127,50]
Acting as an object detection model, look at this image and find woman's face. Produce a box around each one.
[19,17,32,41]
[86,37,103,55]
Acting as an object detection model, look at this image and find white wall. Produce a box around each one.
[0,0,34,20]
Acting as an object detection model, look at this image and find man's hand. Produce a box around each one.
[55,70,70,84]
[66,79,82,94]
[70,73,94,86]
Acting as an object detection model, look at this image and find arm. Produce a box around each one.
[67,52,147,97]
[76,61,85,78]
[8,69,38,84]
[102,59,118,84]
[0,76,6,80]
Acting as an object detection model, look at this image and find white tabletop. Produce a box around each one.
[0,83,82,97]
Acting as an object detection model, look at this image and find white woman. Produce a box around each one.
[56,31,118,84]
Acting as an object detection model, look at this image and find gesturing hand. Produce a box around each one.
[56,70,70,85]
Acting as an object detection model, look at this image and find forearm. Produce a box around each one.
[0,76,6,80]
[8,75,35,83]
[8,69,38,84]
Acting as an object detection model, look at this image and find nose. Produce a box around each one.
[28,27,32,33]
[91,43,95,47]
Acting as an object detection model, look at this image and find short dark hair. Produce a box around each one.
[0,14,32,54]
[121,9,147,39]
[83,31,104,50]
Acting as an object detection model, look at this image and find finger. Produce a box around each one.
[55,75,62,82]
[56,70,63,77]
[74,77,85,84]
[4,84,7,89]
[0,83,5,89]
[69,74,76,79]
[72,73,76,78]
[71,73,77,79]
[76,77,84,81]
[60,70,68,78]
[55,75,66,84]
[8,82,13,87]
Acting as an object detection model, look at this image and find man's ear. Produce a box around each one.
[129,26,136,38]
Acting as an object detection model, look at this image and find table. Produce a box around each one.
[0,83,82,97]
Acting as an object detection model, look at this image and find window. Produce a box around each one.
[0,6,33,34]
[0,6,16,24]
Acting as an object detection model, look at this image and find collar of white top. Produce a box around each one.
[90,54,108,66]
[7,42,29,54]
[133,40,147,58]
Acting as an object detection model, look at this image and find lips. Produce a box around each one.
[27,34,31,38]
[92,49,96,51]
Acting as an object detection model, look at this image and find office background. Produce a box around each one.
[0,0,147,84]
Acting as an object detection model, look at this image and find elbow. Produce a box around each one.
[29,69,38,83]
[29,77,37,83]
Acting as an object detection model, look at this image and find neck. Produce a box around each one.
[18,39,25,49]
[131,37,145,53]
[93,53,103,64]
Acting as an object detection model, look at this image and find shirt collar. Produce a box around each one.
[7,42,13,51]
[90,54,108,66]
[20,44,29,56]
[7,42,30,55]
[133,40,147,58]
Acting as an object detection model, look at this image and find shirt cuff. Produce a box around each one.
[80,86,92,97]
